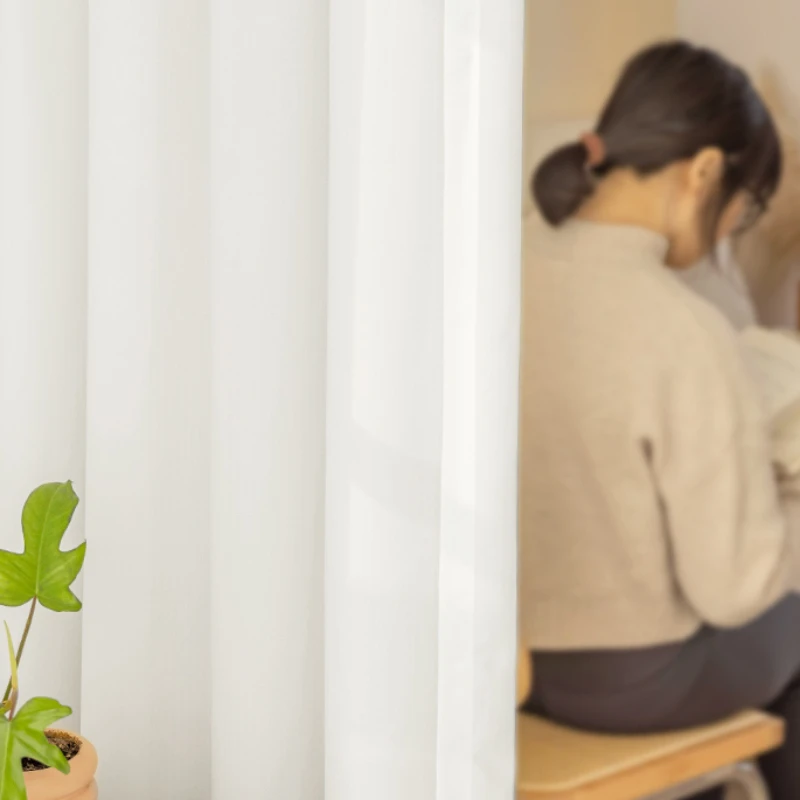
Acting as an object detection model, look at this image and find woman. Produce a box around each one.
[519,41,800,799]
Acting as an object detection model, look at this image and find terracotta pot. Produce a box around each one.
[23,731,98,800]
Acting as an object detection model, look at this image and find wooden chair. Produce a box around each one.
[515,649,785,800]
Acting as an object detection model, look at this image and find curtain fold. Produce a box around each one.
[0,0,87,729]
[0,1,523,798]
[326,1,523,798]
[82,3,212,797]
[208,1,327,797]
[439,3,524,796]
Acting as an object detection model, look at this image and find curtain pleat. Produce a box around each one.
[208,1,328,797]
[0,0,87,730]
[326,1,523,798]
[82,3,213,797]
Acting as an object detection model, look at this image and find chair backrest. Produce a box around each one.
[517,647,533,707]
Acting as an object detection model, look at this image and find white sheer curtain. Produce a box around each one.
[326,2,523,798]
[82,3,214,798]
[0,1,524,798]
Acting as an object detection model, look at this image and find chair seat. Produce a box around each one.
[516,710,784,800]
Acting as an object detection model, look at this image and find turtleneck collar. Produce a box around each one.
[534,217,670,267]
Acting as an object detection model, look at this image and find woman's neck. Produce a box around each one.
[575,168,669,237]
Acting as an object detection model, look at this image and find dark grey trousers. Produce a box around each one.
[522,596,800,800]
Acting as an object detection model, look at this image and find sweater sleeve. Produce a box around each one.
[655,312,799,629]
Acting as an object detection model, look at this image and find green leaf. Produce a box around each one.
[0,483,85,612]
[0,697,71,799]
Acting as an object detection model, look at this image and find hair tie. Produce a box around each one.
[580,132,606,169]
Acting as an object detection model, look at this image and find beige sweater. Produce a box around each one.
[519,218,800,651]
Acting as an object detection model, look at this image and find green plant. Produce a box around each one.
[0,482,86,800]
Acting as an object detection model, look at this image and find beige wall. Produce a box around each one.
[524,0,676,123]
[678,0,800,96]
[523,0,676,213]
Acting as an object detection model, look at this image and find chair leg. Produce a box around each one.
[723,762,770,800]
[643,761,770,800]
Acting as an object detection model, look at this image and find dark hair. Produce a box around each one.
[532,41,782,240]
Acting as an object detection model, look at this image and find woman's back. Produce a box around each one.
[519,215,795,652]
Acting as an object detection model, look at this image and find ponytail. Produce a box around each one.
[531,142,596,226]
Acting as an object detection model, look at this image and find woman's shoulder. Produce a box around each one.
[524,216,739,340]
[640,264,750,384]
[637,258,743,348]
